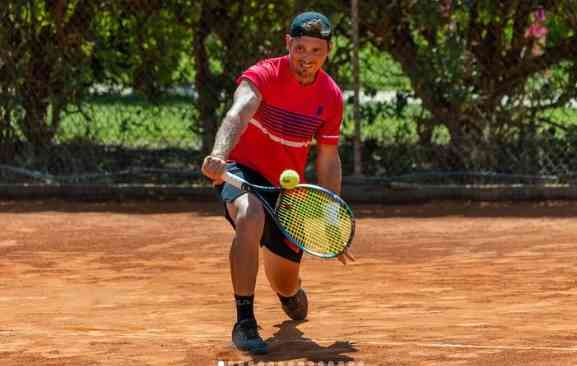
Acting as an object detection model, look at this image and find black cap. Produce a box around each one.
[289,11,332,41]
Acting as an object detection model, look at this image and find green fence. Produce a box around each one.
[1,1,576,195]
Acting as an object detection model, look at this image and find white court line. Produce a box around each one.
[187,337,577,352]
[342,341,577,352]
[5,330,574,353]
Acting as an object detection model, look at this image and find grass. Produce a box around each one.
[54,95,577,149]
[342,102,577,144]
[56,95,201,149]
[5,95,575,184]
[342,103,426,143]
[543,106,577,128]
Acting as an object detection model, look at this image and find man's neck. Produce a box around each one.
[292,69,318,86]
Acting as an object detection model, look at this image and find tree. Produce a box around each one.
[190,0,352,154]
[191,0,293,154]
[0,0,195,160]
[0,0,100,155]
[91,0,194,99]
[358,0,577,170]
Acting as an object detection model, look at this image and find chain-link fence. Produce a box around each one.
[1,1,576,196]
[0,94,203,185]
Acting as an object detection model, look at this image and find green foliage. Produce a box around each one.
[358,0,577,172]
[2,0,577,179]
[89,2,194,98]
[57,96,199,149]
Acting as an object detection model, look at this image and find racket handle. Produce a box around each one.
[222,171,244,189]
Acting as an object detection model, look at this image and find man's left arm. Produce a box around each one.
[315,143,355,265]
[315,143,342,194]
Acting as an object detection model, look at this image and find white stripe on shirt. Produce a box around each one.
[250,119,313,148]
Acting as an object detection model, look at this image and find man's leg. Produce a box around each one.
[227,193,264,297]
[226,193,268,354]
[263,246,301,296]
[263,247,308,321]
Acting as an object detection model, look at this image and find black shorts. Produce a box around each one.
[215,162,304,263]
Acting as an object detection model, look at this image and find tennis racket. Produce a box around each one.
[222,171,355,258]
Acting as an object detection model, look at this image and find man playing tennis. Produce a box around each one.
[201,11,355,355]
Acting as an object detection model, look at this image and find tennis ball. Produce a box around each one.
[279,169,300,189]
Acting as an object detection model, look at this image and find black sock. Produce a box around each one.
[235,295,255,322]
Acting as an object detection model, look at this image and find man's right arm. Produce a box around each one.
[201,79,262,182]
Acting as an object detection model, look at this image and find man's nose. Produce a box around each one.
[302,53,314,63]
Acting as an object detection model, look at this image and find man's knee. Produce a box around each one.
[232,195,265,233]
[264,248,301,295]
[273,282,300,297]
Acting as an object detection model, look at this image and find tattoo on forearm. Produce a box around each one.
[211,116,246,159]
[210,80,261,159]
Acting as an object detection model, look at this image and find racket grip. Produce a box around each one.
[222,171,243,189]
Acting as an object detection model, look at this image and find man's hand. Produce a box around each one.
[337,248,356,265]
[201,155,227,185]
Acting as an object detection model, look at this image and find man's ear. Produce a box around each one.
[285,34,292,51]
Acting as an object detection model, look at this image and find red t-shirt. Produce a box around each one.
[229,55,344,186]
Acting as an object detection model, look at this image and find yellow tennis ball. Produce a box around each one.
[279,169,300,189]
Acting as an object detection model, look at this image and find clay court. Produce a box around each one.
[1,199,577,365]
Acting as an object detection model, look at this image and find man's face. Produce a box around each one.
[286,35,330,84]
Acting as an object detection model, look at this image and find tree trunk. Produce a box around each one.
[194,4,219,155]
[0,105,18,163]
[351,0,363,176]
[19,31,58,148]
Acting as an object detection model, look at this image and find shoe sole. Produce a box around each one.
[232,342,268,355]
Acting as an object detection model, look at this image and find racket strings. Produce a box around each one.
[276,187,353,257]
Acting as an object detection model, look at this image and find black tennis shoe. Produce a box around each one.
[231,319,268,355]
[280,288,308,321]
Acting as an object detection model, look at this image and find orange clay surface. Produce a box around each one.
[1,200,577,365]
